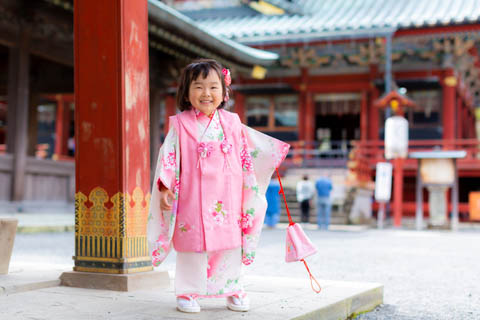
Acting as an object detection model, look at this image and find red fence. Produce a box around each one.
[349,139,480,177]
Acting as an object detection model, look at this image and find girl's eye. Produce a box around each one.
[211,87,218,89]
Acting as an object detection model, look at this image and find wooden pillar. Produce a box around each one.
[298,91,305,141]
[473,111,477,139]
[164,94,176,136]
[360,91,368,141]
[61,98,72,156]
[393,158,404,227]
[442,69,456,141]
[234,91,245,123]
[27,94,39,157]
[456,95,462,139]
[464,107,470,139]
[369,88,380,140]
[471,110,476,138]
[72,0,153,276]
[7,31,30,201]
[368,65,379,140]
[54,95,71,158]
[305,91,314,144]
[298,68,308,141]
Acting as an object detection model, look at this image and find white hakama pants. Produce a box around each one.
[175,247,244,298]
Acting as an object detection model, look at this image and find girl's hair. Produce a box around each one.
[176,59,232,111]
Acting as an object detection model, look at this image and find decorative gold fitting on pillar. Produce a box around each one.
[73,187,152,273]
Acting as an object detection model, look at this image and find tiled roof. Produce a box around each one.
[148,0,279,66]
[182,5,260,20]
[185,0,480,44]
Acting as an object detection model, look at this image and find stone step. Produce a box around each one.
[276,187,348,225]
[0,271,384,320]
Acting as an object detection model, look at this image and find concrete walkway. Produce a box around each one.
[0,211,74,233]
[0,211,384,319]
[1,266,382,320]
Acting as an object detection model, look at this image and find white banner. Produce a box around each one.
[375,162,393,202]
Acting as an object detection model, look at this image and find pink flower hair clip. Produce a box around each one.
[222,68,231,102]
[222,68,231,86]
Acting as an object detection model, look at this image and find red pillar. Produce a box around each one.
[470,110,476,138]
[442,69,456,141]
[74,0,151,274]
[164,95,176,135]
[369,87,379,140]
[54,95,71,158]
[360,91,368,141]
[298,92,305,141]
[368,65,379,140]
[234,91,245,123]
[298,68,308,142]
[466,108,472,138]
[393,158,404,227]
[472,110,476,138]
[305,91,314,144]
[456,95,462,139]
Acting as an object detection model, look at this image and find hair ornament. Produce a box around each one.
[222,68,231,86]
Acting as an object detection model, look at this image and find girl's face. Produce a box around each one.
[188,69,223,117]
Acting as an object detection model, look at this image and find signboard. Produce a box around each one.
[385,116,408,159]
[375,162,392,202]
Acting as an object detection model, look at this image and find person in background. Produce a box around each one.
[296,175,315,223]
[315,176,333,230]
[265,179,281,228]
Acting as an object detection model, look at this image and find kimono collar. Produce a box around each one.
[177,108,233,143]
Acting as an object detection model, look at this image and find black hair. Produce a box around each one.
[176,59,232,111]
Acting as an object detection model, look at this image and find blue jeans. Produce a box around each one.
[265,211,280,227]
[316,197,331,229]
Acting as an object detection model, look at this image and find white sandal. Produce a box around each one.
[176,295,201,313]
[226,293,250,312]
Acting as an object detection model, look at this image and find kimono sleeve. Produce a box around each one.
[240,125,290,265]
[147,118,181,267]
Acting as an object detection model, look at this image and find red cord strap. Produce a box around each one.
[275,168,294,226]
[275,168,322,294]
[302,259,322,293]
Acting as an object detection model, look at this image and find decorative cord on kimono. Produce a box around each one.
[196,110,216,172]
[275,167,322,294]
[217,111,232,171]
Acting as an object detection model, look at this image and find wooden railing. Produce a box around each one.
[350,139,480,165]
[285,140,353,168]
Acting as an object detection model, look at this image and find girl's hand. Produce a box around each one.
[160,189,175,211]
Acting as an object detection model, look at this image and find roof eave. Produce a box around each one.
[148,0,278,67]
[233,27,398,46]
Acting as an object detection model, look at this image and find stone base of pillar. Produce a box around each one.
[0,218,18,274]
[60,270,170,292]
[427,185,449,229]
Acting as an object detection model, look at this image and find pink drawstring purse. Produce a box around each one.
[285,223,317,262]
[276,168,321,293]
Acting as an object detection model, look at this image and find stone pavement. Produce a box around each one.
[0,211,384,320]
[1,268,382,320]
[4,211,480,319]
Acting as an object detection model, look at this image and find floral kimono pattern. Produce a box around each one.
[147,109,289,297]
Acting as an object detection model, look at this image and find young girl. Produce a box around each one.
[147,59,290,313]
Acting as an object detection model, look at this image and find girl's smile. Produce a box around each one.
[188,70,223,117]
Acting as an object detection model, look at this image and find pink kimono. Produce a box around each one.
[148,108,290,297]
